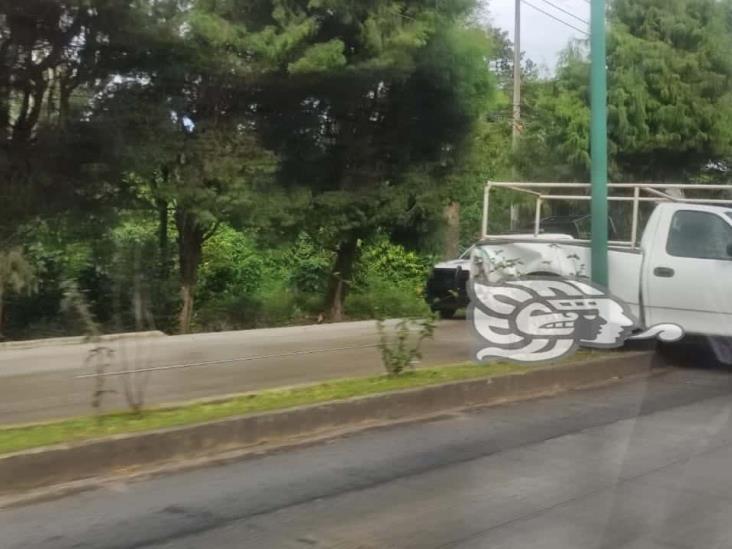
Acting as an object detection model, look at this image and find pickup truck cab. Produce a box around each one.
[428,182,732,338]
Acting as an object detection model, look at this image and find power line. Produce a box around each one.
[522,0,589,36]
[536,0,589,25]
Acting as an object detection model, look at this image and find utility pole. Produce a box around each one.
[510,0,522,231]
[590,0,608,286]
[512,0,521,149]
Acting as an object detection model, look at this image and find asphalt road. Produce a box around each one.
[4,362,732,548]
[0,320,475,425]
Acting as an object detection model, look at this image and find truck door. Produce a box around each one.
[642,208,732,336]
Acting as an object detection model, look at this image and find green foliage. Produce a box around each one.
[198,226,265,300]
[194,234,435,330]
[516,0,732,182]
[1,0,502,330]
[0,0,178,244]
[195,231,332,331]
[516,44,591,181]
[3,222,100,339]
[5,0,731,341]
[422,26,515,248]
[108,216,179,333]
[195,280,304,332]
[288,39,347,74]
[355,237,431,290]
[243,0,499,316]
[608,0,732,179]
[345,237,432,319]
[346,276,431,320]
[3,213,178,339]
[376,316,437,376]
[285,233,334,295]
[449,118,515,245]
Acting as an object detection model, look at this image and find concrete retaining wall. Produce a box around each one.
[0,331,166,351]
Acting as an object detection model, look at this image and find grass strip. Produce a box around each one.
[0,353,601,456]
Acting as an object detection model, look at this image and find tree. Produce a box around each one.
[436,26,529,249]
[86,0,290,334]
[0,0,163,245]
[608,0,732,180]
[515,44,591,182]
[0,0,173,335]
[91,82,277,333]
[516,0,732,183]
[226,0,499,319]
[170,126,276,333]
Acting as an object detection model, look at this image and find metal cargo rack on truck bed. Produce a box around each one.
[482,182,732,249]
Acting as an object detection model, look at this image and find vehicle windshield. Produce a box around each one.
[459,247,475,260]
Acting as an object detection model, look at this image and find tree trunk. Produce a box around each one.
[157,198,169,278]
[443,201,461,260]
[0,45,11,144]
[0,286,4,339]
[59,79,72,124]
[324,236,359,322]
[175,209,205,334]
[179,283,195,334]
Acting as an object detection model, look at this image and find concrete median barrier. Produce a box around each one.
[0,351,663,496]
[0,331,167,351]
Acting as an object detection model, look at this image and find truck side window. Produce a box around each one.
[667,210,732,260]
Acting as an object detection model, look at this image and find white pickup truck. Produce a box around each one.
[429,183,732,338]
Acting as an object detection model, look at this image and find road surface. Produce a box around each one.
[3,363,732,548]
[0,320,475,425]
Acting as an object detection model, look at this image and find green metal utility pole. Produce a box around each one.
[590,0,609,286]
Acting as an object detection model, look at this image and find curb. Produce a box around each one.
[0,351,662,496]
[0,331,167,351]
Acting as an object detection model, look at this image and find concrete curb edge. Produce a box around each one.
[0,351,663,496]
[0,331,167,351]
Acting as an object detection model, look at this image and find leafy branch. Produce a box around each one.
[376,316,436,376]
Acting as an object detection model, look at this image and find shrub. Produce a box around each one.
[196,230,328,330]
[354,236,431,291]
[345,274,431,319]
[285,233,333,295]
[346,237,432,319]
[195,279,322,331]
[106,217,178,333]
[198,226,265,301]
[376,316,437,376]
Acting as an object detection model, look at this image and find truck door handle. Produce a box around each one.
[654,267,675,278]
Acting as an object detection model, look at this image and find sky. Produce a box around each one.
[483,0,590,72]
